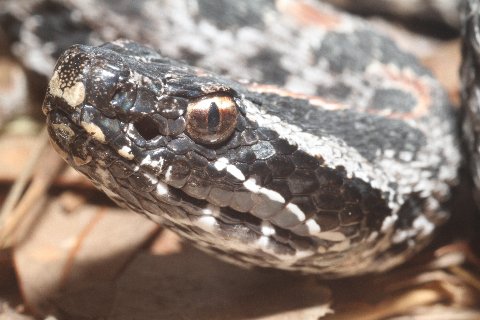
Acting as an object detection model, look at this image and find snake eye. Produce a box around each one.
[185,95,238,145]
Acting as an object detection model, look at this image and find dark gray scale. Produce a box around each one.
[370,89,418,112]
[196,0,272,30]
[127,172,157,193]
[246,48,290,85]
[266,155,296,178]
[166,156,191,189]
[109,160,135,179]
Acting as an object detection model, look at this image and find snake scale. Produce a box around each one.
[1,0,465,277]
[463,0,480,206]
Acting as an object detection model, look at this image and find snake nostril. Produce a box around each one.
[133,116,160,140]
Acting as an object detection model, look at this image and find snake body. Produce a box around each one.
[324,0,462,31]
[462,0,480,205]
[38,0,462,277]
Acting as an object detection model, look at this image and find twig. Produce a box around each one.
[0,127,66,248]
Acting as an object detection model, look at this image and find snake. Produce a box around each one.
[2,0,463,277]
[462,0,480,205]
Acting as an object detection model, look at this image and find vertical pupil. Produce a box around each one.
[207,102,220,132]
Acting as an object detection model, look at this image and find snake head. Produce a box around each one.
[43,40,242,160]
[44,40,448,277]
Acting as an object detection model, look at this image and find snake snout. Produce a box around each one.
[42,45,95,117]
